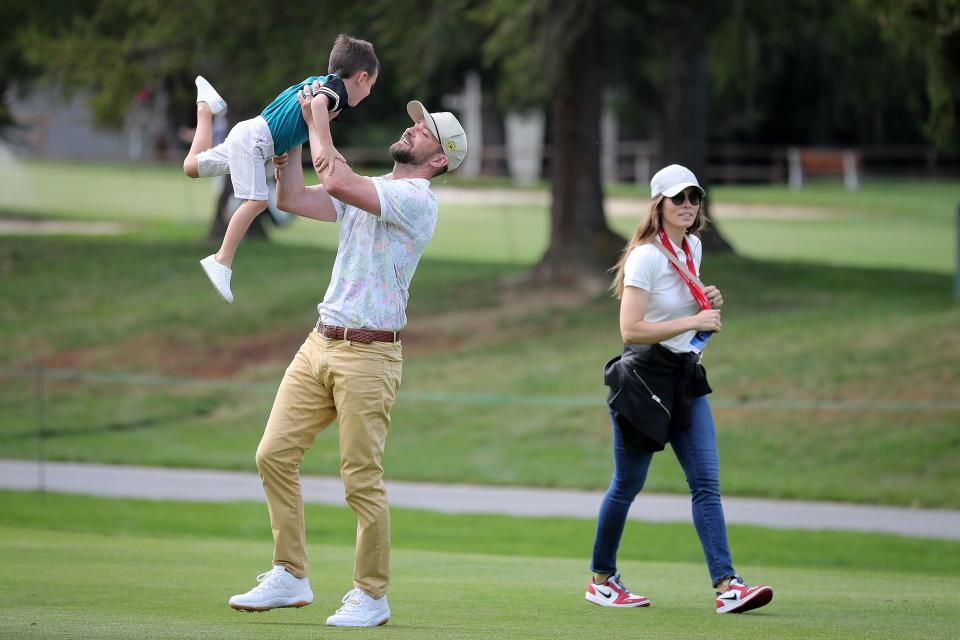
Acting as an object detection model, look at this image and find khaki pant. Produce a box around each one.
[255,331,402,598]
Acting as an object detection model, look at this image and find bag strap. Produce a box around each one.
[652,238,705,289]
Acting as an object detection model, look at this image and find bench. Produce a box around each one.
[787,147,862,190]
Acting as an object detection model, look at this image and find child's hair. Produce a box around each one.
[328,34,379,78]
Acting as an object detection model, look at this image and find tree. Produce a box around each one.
[16,0,947,286]
[15,0,738,284]
[865,0,960,150]
[16,0,365,240]
[365,0,626,287]
[476,0,628,288]
[0,1,97,130]
[656,1,734,253]
[531,2,627,286]
[707,0,931,147]
[480,0,740,277]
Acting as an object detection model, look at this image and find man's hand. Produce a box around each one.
[297,83,319,123]
[304,80,344,118]
[297,82,340,122]
[272,152,289,181]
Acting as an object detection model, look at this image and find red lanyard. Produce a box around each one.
[657,228,712,311]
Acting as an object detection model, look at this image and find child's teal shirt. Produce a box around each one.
[261,74,336,155]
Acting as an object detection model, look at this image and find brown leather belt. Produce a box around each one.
[316,321,399,343]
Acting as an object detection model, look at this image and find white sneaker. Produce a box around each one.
[200,254,233,303]
[195,76,227,115]
[228,566,313,612]
[325,587,390,627]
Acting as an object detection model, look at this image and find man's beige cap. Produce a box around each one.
[406,100,467,172]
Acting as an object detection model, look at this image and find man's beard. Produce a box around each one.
[390,141,420,164]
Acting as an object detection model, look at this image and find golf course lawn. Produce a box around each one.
[1,491,958,639]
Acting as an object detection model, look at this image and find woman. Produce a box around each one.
[585,164,773,614]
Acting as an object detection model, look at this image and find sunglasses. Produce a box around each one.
[669,190,704,206]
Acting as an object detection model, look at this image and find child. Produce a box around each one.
[183,34,378,303]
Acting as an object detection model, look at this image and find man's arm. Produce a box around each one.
[274,146,337,222]
[299,85,381,216]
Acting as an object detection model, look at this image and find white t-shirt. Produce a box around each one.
[623,235,703,354]
[317,176,438,331]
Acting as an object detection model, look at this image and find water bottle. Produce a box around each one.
[690,330,713,350]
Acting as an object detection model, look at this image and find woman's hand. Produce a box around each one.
[703,285,724,308]
[692,309,722,332]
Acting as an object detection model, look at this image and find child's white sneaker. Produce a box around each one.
[195,76,227,115]
[200,254,233,303]
[228,565,313,612]
[325,587,390,627]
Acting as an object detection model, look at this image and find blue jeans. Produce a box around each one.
[590,395,736,586]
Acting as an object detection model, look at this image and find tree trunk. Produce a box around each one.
[660,10,735,254]
[206,179,268,241]
[527,6,625,291]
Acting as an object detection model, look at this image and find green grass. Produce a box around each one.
[711,178,960,221]
[0,158,213,224]
[701,216,954,273]
[0,160,958,507]
[2,159,957,272]
[618,178,960,274]
[1,234,958,507]
[609,177,960,220]
[1,491,959,639]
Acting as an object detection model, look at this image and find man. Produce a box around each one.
[226,86,467,628]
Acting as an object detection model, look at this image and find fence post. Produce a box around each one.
[35,365,46,496]
[787,147,802,190]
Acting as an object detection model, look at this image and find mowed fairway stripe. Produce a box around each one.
[0,526,957,640]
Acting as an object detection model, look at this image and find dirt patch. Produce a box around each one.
[0,218,127,235]
[28,285,597,379]
[401,283,595,356]
[31,329,307,379]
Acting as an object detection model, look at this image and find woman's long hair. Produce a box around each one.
[610,194,708,299]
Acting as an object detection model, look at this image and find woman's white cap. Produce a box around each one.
[406,100,468,172]
[650,164,705,199]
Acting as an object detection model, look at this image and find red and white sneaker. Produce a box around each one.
[585,572,651,608]
[715,575,773,613]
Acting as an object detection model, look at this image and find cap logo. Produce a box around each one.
[446,141,457,151]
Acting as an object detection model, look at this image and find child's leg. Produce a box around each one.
[184,77,227,178]
[215,199,269,268]
[183,103,214,178]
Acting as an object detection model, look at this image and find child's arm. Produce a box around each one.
[301,80,345,175]
[297,88,381,215]
[273,146,337,222]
